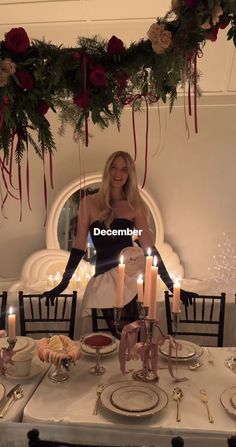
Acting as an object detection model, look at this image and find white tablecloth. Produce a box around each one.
[0,356,49,422]
[23,347,236,446]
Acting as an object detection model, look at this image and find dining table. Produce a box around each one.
[21,343,236,447]
[0,355,49,422]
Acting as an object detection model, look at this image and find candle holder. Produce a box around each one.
[113,306,123,336]
[132,318,159,383]
[0,338,17,376]
[137,302,148,320]
[172,311,181,337]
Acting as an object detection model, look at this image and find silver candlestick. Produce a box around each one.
[132,318,159,383]
[0,338,17,376]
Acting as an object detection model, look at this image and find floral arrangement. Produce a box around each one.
[0,0,235,217]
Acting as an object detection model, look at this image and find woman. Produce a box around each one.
[44,151,195,335]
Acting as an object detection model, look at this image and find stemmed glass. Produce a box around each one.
[83,334,113,375]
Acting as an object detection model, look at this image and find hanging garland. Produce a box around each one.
[0,0,235,219]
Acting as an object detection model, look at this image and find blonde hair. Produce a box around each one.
[97,151,147,225]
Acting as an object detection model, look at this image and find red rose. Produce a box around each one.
[16,70,34,90]
[73,92,89,109]
[72,52,82,61]
[39,100,50,115]
[208,27,219,42]
[185,0,198,6]
[89,65,106,87]
[219,16,230,29]
[5,27,30,54]
[107,35,125,55]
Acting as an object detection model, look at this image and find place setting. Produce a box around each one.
[220,386,236,418]
[97,380,168,418]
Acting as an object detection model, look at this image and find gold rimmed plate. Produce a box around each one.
[100,381,168,418]
[160,339,203,361]
[110,384,159,412]
[220,386,236,416]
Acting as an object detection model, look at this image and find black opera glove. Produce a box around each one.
[43,248,85,306]
[180,289,199,306]
[148,247,198,306]
[149,247,174,292]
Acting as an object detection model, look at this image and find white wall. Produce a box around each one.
[0,0,236,281]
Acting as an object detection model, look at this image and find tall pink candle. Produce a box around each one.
[115,255,125,308]
[144,249,153,306]
[8,307,16,341]
[137,274,144,302]
[148,260,158,319]
[172,281,181,313]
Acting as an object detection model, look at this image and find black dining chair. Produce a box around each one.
[27,429,116,447]
[0,291,7,330]
[165,291,226,347]
[91,308,110,333]
[19,291,77,339]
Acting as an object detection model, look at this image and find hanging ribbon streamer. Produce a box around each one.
[17,160,22,222]
[182,62,190,140]
[42,146,48,227]
[82,55,89,147]
[131,102,137,162]
[141,96,149,189]
[26,144,32,211]
[193,51,198,134]
[49,150,54,189]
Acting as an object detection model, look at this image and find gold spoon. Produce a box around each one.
[172,387,183,422]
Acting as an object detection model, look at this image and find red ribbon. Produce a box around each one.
[82,55,89,147]
[42,146,48,227]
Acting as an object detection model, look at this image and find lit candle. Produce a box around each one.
[8,307,16,341]
[115,255,125,308]
[143,248,153,306]
[173,279,181,313]
[47,274,54,286]
[87,242,91,259]
[137,274,144,302]
[148,257,158,319]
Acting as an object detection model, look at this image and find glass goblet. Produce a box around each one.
[83,334,113,376]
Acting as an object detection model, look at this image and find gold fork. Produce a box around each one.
[0,387,24,419]
[200,389,214,423]
[93,384,104,415]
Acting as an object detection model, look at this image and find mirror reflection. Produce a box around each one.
[57,182,156,261]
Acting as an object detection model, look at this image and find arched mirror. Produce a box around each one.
[46,172,165,252]
[57,180,157,257]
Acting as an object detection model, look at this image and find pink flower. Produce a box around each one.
[107,35,125,55]
[0,70,8,87]
[39,100,50,115]
[5,27,30,54]
[147,23,172,55]
[16,70,34,90]
[0,58,16,75]
[89,65,106,87]
[73,91,89,109]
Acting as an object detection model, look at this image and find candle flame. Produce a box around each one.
[147,247,151,256]
[153,256,158,267]
[138,274,143,281]
[120,255,124,264]
[9,307,13,315]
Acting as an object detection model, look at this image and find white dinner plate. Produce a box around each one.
[220,386,236,417]
[0,336,35,354]
[6,362,43,380]
[81,333,117,356]
[111,384,159,412]
[230,392,236,410]
[160,339,203,361]
[0,383,6,404]
[100,381,168,417]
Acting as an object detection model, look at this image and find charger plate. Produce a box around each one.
[100,381,168,417]
[220,386,236,416]
[160,339,203,361]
